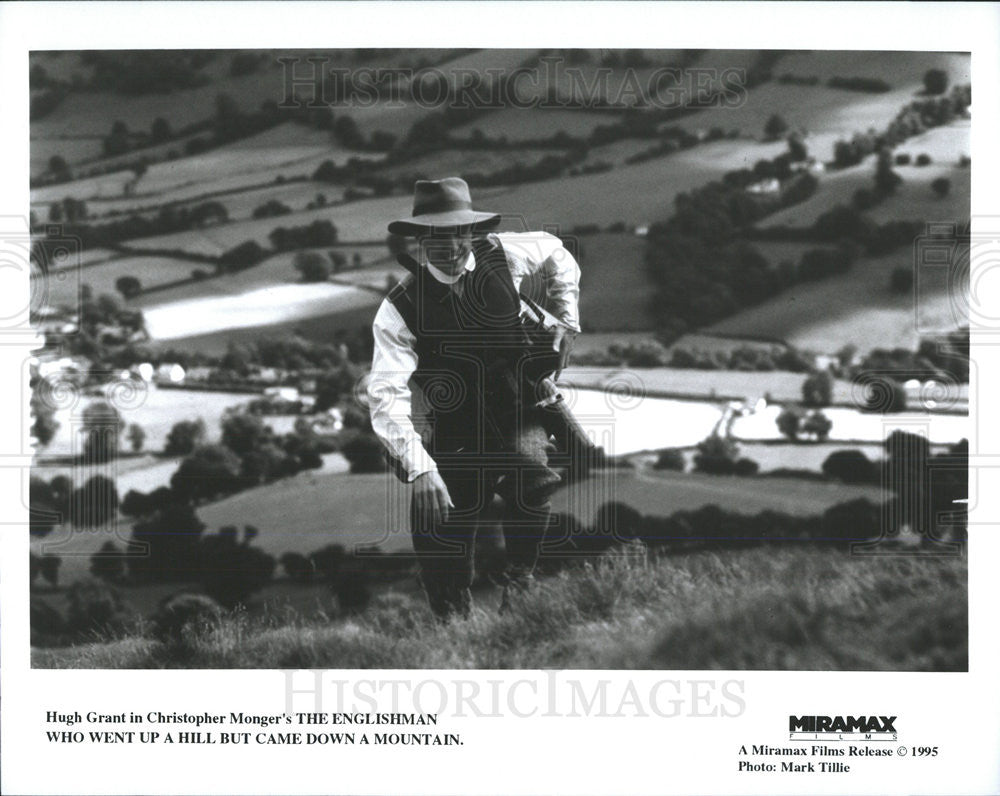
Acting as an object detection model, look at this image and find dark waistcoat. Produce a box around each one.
[387,237,525,447]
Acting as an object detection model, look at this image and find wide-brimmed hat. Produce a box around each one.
[388,177,500,236]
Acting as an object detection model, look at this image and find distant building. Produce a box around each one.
[746,178,781,195]
[264,386,300,402]
[155,363,186,383]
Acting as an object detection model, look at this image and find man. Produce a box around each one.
[366,177,581,619]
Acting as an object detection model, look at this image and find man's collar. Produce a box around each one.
[424,249,476,284]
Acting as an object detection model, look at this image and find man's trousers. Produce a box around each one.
[410,404,561,619]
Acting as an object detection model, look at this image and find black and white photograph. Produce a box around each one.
[25,45,974,667]
[3,3,1000,795]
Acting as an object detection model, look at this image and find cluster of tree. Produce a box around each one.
[540,498,885,562]
[851,331,969,391]
[831,82,970,169]
[624,128,729,166]
[644,144,820,339]
[46,200,228,248]
[165,410,326,503]
[749,205,925,258]
[575,339,814,373]
[84,521,275,610]
[80,50,215,94]
[280,543,412,612]
[252,199,293,219]
[826,76,892,93]
[30,472,120,537]
[268,219,338,251]
[691,434,760,476]
[776,407,833,441]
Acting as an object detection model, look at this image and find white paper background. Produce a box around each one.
[2,3,999,794]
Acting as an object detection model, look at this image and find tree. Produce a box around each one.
[66,578,130,637]
[170,444,242,502]
[931,177,951,198]
[220,412,271,457]
[802,410,832,441]
[822,449,879,484]
[923,68,948,95]
[787,133,808,162]
[776,406,802,441]
[151,116,172,143]
[219,240,266,273]
[103,120,130,156]
[38,555,61,586]
[764,114,788,141]
[90,540,126,582]
[653,449,686,471]
[874,148,902,196]
[293,251,331,283]
[339,431,387,473]
[858,376,907,413]
[197,530,276,608]
[115,275,142,299]
[81,401,122,463]
[71,475,119,529]
[693,434,741,475]
[802,371,833,407]
[31,380,59,447]
[127,423,146,453]
[890,266,913,294]
[165,418,206,456]
[49,154,70,180]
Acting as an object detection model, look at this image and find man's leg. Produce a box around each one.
[410,461,489,620]
[496,413,561,601]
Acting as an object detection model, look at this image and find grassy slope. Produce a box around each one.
[33,546,968,670]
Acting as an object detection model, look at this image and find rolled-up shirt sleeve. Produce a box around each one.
[493,231,581,332]
[366,298,437,481]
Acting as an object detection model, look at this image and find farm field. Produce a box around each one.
[375,147,556,181]
[48,255,200,306]
[704,245,964,353]
[38,386,257,459]
[128,246,389,309]
[453,108,622,142]
[575,232,655,330]
[674,51,970,162]
[760,121,970,229]
[560,366,970,410]
[478,138,789,232]
[31,136,104,176]
[140,281,378,341]
[32,125,382,208]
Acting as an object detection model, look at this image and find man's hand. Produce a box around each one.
[412,470,454,528]
[552,324,577,382]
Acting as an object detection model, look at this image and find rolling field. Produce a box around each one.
[46,255,200,306]
[704,244,964,353]
[33,546,968,671]
[453,108,624,142]
[674,51,970,161]
[760,121,970,229]
[375,147,555,181]
[575,232,655,330]
[32,123,382,208]
[129,246,389,308]
[140,281,378,341]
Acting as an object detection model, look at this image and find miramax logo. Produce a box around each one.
[789,715,898,741]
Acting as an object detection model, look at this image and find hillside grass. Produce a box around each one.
[33,545,967,670]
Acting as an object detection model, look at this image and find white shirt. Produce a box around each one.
[366,231,581,481]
